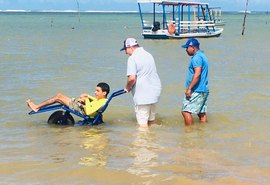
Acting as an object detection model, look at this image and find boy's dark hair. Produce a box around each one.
[97,82,110,97]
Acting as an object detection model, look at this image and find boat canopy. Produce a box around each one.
[209,7,222,16]
[137,0,209,6]
[137,0,163,3]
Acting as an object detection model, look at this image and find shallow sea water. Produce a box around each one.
[0,12,270,184]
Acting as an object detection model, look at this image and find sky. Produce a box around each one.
[0,0,269,12]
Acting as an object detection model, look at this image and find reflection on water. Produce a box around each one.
[79,128,109,167]
[127,129,161,177]
[178,127,226,181]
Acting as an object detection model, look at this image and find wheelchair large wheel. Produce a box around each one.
[47,111,75,125]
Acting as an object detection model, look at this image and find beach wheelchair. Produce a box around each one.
[28,89,126,126]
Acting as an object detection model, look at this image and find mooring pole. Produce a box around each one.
[242,0,249,35]
[76,0,80,22]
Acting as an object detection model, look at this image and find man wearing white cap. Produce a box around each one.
[120,38,162,128]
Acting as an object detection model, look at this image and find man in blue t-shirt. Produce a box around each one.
[181,38,209,126]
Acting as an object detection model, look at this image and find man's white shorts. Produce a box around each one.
[135,103,157,125]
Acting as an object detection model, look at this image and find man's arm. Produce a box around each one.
[185,67,201,98]
[125,75,136,92]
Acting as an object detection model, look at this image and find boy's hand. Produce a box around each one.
[77,97,86,104]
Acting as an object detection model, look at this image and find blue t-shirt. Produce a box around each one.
[186,50,209,93]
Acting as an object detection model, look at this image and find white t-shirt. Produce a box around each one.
[127,47,162,105]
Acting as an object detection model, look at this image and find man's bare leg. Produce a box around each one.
[139,123,148,128]
[26,93,71,112]
[198,113,207,123]
[182,111,193,126]
[148,120,156,126]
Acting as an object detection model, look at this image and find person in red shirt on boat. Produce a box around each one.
[26,82,110,118]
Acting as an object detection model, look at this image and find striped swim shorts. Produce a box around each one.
[182,92,209,114]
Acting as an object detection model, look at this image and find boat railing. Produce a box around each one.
[143,20,151,26]
[142,19,217,32]
[180,20,215,27]
[165,20,216,34]
[142,20,153,29]
[166,20,215,29]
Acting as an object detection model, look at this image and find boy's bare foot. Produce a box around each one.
[26,99,39,112]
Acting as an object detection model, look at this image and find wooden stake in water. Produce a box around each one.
[51,18,53,28]
[242,0,249,35]
[76,0,81,22]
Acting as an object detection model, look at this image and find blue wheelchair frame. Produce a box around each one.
[28,89,126,126]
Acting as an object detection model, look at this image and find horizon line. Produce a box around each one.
[0,9,138,13]
[0,9,268,13]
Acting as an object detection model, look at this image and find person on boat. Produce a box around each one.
[120,38,162,128]
[181,38,209,126]
[26,82,110,118]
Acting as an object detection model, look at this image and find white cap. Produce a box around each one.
[120,38,138,51]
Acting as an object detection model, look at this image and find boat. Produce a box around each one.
[238,10,251,14]
[137,0,224,39]
[209,7,225,26]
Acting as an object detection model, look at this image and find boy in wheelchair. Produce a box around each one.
[26,82,110,118]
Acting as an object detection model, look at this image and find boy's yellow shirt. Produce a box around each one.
[83,96,107,118]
